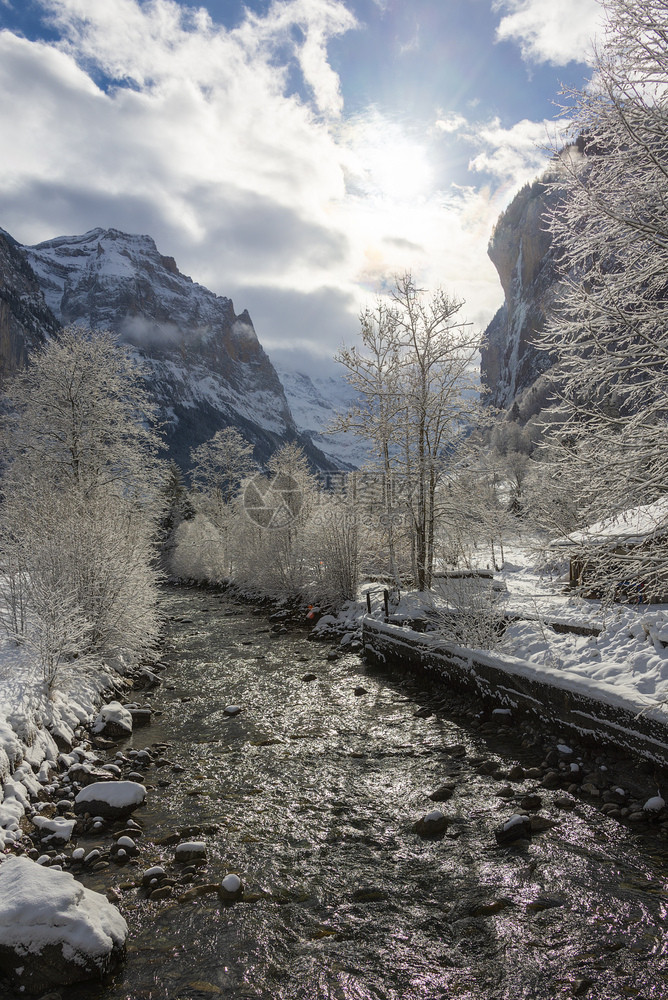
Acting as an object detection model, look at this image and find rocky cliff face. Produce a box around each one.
[21,228,328,468]
[481,174,561,415]
[0,228,59,378]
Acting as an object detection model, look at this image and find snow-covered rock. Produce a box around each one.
[414,808,449,837]
[74,780,146,820]
[643,795,666,813]
[494,813,532,845]
[91,701,133,739]
[31,815,76,845]
[175,841,207,863]
[219,873,243,901]
[0,856,127,994]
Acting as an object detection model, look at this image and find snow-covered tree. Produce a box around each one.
[537,0,668,596]
[190,427,256,513]
[308,478,362,606]
[543,0,668,509]
[229,442,318,599]
[0,326,165,673]
[187,427,255,575]
[337,273,480,589]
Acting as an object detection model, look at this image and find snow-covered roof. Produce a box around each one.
[552,498,668,549]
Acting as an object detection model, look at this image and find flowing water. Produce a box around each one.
[66,587,667,1000]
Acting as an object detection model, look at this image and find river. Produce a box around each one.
[66,586,668,1000]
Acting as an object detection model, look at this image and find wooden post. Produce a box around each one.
[366,592,372,614]
[383,588,389,622]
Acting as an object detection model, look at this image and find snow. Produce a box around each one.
[31,815,76,844]
[0,855,127,961]
[175,841,206,856]
[502,813,530,831]
[552,498,668,548]
[275,363,372,469]
[643,795,665,812]
[0,613,141,848]
[75,781,146,810]
[344,538,668,728]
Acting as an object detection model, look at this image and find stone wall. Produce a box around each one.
[362,619,668,767]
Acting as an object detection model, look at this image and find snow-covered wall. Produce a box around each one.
[362,618,668,767]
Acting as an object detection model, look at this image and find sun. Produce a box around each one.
[345,112,434,202]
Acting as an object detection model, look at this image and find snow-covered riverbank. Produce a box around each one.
[0,639,143,851]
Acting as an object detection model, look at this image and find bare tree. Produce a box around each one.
[337,273,480,590]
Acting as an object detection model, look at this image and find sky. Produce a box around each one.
[0,0,603,372]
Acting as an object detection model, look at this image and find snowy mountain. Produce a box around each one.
[274,364,373,470]
[18,227,329,469]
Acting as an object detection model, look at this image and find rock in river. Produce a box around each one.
[74,781,146,821]
[175,841,207,863]
[91,701,133,739]
[414,809,449,837]
[0,856,127,995]
[219,873,243,901]
[494,814,532,845]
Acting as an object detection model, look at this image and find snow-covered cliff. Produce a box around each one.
[481,174,560,416]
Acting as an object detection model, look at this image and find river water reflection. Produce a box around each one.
[71,586,667,1000]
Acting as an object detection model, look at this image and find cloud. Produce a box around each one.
[493,0,602,66]
[433,113,467,134]
[468,116,560,187]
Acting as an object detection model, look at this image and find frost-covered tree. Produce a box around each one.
[538,0,668,596]
[543,0,668,514]
[0,326,165,672]
[229,442,319,599]
[190,427,256,513]
[188,427,255,575]
[337,273,480,589]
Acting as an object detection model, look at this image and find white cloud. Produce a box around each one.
[433,113,467,134]
[493,0,602,66]
[468,116,559,186]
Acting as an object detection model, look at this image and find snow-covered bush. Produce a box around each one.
[168,514,228,583]
[429,577,506,650]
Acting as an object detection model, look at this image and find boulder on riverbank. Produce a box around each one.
[0,856,127,995]
[91,702,133,739]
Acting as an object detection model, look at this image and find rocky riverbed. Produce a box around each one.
[2,585,668,999]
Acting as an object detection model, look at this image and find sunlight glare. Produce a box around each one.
[347,114,434,202]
